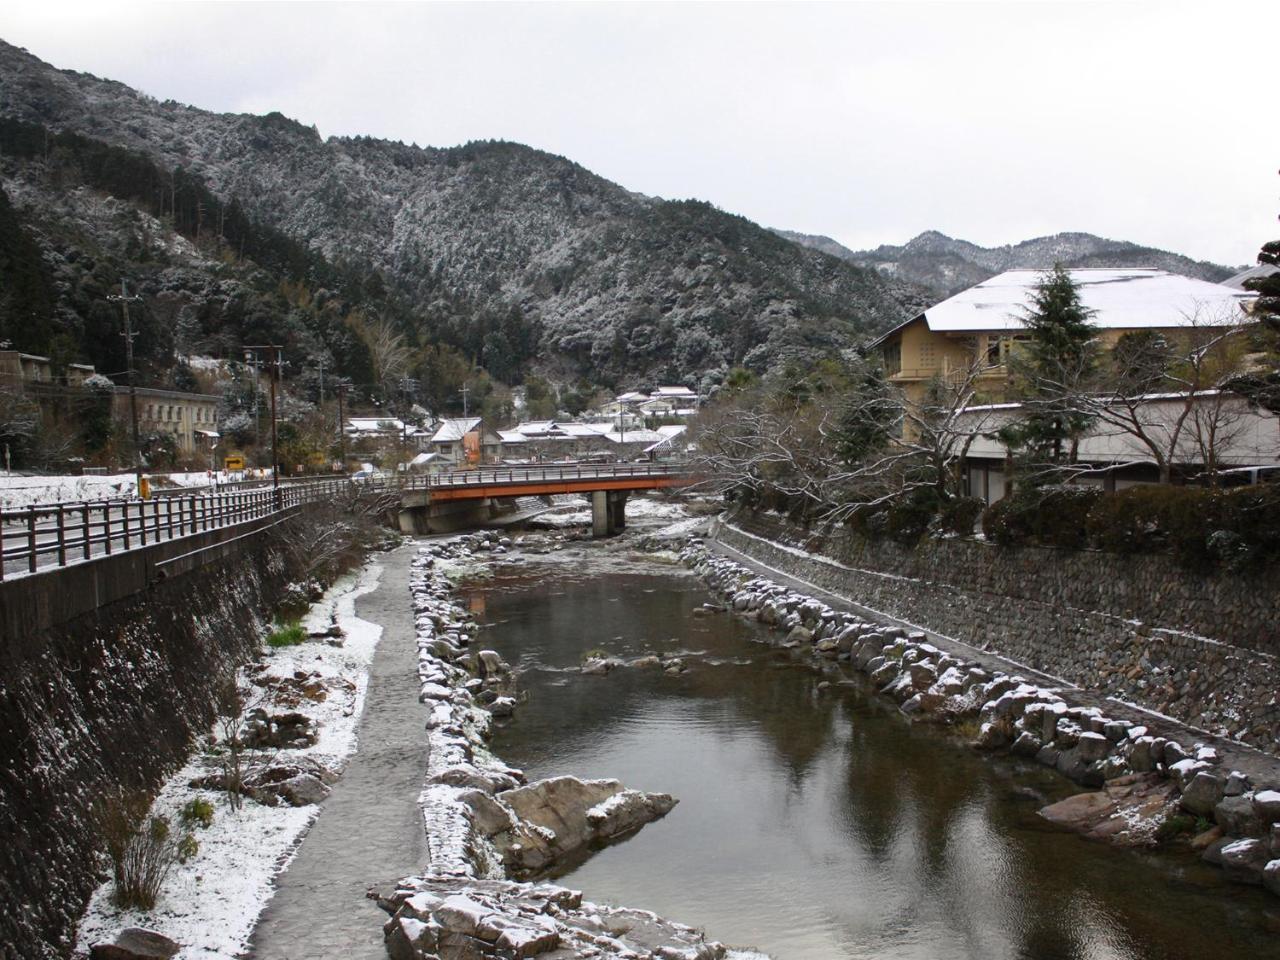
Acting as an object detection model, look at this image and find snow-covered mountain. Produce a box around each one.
[774,228,1235,300]
[0,40,922,392]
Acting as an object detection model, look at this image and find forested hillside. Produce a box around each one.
[0,39,921,399]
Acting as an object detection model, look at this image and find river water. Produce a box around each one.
[464,545,1280,960]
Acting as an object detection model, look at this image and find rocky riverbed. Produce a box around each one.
[681,535,1280,900]
[388,533,739,960]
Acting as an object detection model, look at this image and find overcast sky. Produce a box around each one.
[2,1,1277,265]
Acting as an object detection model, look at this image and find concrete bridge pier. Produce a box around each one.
[591,490,628,538]
[398,492,493,535]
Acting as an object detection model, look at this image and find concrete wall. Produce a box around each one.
[0,523,305,958]
[0,510,298,646]
[714,511,1280,754]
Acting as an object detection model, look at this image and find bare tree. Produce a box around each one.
[349,311,413,393]
[691,357,995,524]
[1061,304,1253,485]
[822,358,997,520]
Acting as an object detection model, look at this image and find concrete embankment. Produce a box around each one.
[691,519,1280,900]
[722,509,1280,753]
[0,533,302,958]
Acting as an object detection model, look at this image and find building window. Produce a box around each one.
[920,342,936,368]
[986,336,1001,367]
[883,342,902,375]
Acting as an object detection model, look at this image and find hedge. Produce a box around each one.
[981,485,1102,549]
[986,482,1280,572]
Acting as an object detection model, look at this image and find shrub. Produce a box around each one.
[884,489,942,545]
[845,502,890,541]
[1084,485,1177,555]
[96,795,199,910]
[937,496,984,537]
[1218,483,1280,572]
[1155,812,1196,843]
[179,797,215,829]
[266,620,307,648]
[980,494,1021,545]
[981,484,1101,549]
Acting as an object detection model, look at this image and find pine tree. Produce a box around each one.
[1228,187,1280,414]
[999,263,1099,472]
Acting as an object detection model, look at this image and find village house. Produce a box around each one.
[0,350,97,389]
[119,386,221,456]
[871,268,1257,414]
[430,417,503,465]
[600,386,700,421]
[344,417,434,452]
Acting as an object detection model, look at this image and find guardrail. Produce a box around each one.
[0,479,353,580]
[424,462,688,488]
[0,462,694,579]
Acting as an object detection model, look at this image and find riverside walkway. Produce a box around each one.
[249,544,427,959]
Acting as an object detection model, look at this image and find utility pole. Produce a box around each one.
[336,381,348,472]
[460,383,471,418]
[317,358,325,406]
[107,281,144,489]
[245,345,283,496]
[399,376,418,476]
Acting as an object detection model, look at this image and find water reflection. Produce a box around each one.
[466,561,1280,960]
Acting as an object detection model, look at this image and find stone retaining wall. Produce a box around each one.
[713,512,1280,755]
[0,531,302,959]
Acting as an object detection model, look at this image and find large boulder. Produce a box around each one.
[1265,859,1280,898]
[490,777,676,877]
[1215,795,1263,837]
[380,877,724,960]
[1253,789,1280,824]
[1216,838,1272,885]
[1180,772,1224,817]
[90,929,179,960]
[1038,775,1177,846]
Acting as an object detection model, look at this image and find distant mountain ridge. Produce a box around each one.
[0,39,923,392]
[772,228,1236,300]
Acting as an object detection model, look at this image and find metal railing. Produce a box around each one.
[0,463,693,579]
[0,480,351,580]
[423,462,688,488]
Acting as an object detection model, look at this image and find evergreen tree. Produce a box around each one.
[998,264,1098,471]
[1229,214,1280,414]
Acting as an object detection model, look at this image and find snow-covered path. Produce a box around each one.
[248,543,427,959]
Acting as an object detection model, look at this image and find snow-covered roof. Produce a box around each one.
[652,386,698,398]
[604,429,666,444]
[558,423,612,438]
[430,417,481,443]
[1221,263,1279,290]
[410,451,446,465]
[512,420,564,437]
[497,430,528,443]
[656,425,688,439]
[875,268,1256,344]
[347,417,407,433]
[615,391,649,403]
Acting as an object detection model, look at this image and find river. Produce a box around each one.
[463,542,1280,960]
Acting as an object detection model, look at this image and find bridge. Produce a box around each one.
[0,462,696,582]
[399,463,691,536]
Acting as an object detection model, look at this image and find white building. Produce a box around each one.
[959,392,1280,504]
